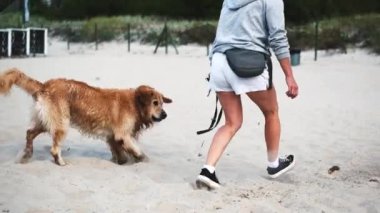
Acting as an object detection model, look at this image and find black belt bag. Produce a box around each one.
[225,48,268,78]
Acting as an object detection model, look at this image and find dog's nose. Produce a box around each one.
[160,111,167,119]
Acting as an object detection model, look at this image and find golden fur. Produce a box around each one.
[0,68,172,165]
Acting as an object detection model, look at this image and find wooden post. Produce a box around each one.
[67,27,70,51]
[154,23,166,54]
[166,23,178,55]
[164,23,168,54]
[95,23,98,51]
[314,20,319,61]
[153,21,178,55]
[127,24,131,52]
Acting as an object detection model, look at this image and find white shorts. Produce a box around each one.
[209,52,270,95]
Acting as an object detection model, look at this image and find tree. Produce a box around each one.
[28,0,380,21]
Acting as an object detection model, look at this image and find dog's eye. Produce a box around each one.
[153,100,159,106]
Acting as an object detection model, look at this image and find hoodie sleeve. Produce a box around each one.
[265,0,290,60]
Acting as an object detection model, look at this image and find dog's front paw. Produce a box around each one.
[134,153,149,163]
[110,152,129,165]
[110,156,118,163]
[117,157,128,165]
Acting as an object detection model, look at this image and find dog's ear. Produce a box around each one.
[136,85,153,107]
[163,96,172,103]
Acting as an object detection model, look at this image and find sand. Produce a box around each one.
[0,40,379,212]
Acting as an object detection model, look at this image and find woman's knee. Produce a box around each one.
[262,106,279,119]
[225,119,242,134]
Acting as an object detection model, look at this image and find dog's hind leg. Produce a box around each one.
[17,124,46,164]
[17,109,46,164]
[45,101,69,166]
[106,137,128,165]
[50,128,67,166]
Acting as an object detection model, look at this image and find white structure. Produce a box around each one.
[0,29,12,57]
[0,28,48,57]
[27,27,48,56]
[10,28,28,56]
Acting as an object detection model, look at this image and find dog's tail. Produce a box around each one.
[0,68,43,96]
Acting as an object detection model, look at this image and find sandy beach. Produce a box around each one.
[0,40,379,212]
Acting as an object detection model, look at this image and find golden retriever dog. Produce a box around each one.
[0,68,172,166]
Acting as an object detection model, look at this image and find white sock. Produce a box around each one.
[268,157,279,168]
[203,165,215,173]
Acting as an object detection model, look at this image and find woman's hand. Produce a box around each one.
[278,57,299,99]
[285,76,298,99]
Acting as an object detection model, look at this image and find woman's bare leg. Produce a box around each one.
[246,87,280,162]
[205,91,243,166]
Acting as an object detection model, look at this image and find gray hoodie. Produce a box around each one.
[211,0,290,60]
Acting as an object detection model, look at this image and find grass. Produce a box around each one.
[287,13,380,53]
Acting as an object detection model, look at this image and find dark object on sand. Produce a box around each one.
[328,165,340,174]
[369,178,379,183]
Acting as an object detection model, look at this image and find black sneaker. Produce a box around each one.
[196,168,221,190]
[267,155,295,179]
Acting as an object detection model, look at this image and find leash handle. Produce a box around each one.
[196,97,223,135]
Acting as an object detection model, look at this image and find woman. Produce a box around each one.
[196,0,299,189]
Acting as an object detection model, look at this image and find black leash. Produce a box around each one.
[196,96,223,135]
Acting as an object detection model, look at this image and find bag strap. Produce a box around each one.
[267,57,273,89]
[196,96,223,135]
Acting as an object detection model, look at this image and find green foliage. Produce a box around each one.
[287,14,380,53]
[178,23,217,45]
[284,0,380,24]
[350,14,380,53]
[287,27,315,50]
[1,11,379,54]
[81,17,126,42]
[0,12,23,28]
[318,28,349,53]
[0,12,53,28]
[368,30,380,54]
